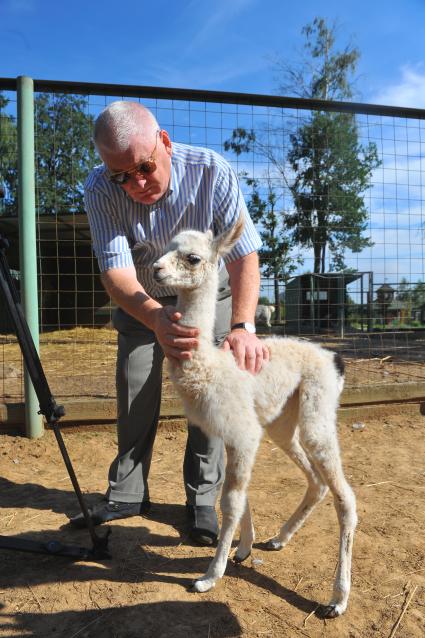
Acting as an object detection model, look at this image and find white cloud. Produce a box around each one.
[142,57,267,92]
[184,0,257,55]
[371,65,425,108]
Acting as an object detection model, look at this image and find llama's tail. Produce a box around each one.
[333,352,345,395]
[333,352,345,377]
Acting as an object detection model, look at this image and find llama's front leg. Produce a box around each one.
[193,444,258,593]
[192,488,247,592]
[234,498,255,563]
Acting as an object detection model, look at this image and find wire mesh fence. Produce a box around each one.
[1,79,425,407]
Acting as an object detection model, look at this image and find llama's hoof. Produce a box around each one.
[233,548,251,564]
[317,603,345,619]
[265,539,283,551]
[191,578,216,593]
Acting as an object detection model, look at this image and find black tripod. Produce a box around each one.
[0,233,110,560]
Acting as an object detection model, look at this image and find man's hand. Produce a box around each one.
[222,330,270,374]
[153,305,199,365]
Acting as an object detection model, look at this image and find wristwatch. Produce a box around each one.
[231,322,256,334]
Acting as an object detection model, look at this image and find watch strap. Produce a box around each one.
[231,322,256,333]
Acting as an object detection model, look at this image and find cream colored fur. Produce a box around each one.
[153,219,357,618]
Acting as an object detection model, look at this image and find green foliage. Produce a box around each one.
[396,277,411,302]
[287,110,380,273]
[1,92,97,216]
[246,176,299,279]
[0,93,18,213]
[396,278,425,306]
[412,280,425,306]
[244,176,301,321]
[275,17,360,100]
[224,128,256,156]
[280,18,380,273]
[34,93,97,215]
[224,18,381,279]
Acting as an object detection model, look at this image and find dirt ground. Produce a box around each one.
[0,409,424,637]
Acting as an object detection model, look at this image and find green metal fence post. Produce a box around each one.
[17,75,43,439]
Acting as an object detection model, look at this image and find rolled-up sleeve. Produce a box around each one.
[84,188,133,272]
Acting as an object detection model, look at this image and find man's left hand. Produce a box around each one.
[222,330,270,375]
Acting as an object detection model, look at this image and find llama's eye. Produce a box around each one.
[186,254,201,265]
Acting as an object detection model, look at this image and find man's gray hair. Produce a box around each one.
[94,101,159,153]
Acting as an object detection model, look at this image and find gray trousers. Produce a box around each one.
[106,275,232,507]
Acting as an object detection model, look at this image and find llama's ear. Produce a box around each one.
[213,213,245,258]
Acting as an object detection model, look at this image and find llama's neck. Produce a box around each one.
[176,269,218,347]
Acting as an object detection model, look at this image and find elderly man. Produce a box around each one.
[69,101,268,545]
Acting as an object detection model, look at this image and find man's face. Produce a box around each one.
[101,130,172,205]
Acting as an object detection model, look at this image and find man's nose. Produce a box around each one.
[126,171,147,188]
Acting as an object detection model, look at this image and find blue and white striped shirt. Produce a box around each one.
[84,142,262,297]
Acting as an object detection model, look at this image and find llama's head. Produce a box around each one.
[153,215,244,290]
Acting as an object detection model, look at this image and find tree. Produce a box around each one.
[287,109,380,273]
[244,176,301,321]
[281,18,380,273]
[34,93,97,215]
[274,17,359,101]
[412,280,425,306]
[226,18,380,276]
[0,93,18,215]
[1,92,97,216]
[397,277,412,302]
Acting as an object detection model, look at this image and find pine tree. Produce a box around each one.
[225,18,381,277]
[280,18,380,273]
[287,108,379,273]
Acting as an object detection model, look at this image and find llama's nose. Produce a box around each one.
[153,261,165,282]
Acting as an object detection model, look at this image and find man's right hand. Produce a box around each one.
[153,306,199,365]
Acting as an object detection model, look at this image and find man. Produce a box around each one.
[69,101,268,545]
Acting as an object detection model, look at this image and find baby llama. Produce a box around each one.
[153,217,357,617]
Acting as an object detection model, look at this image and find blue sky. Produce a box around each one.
[2,0,425,108]
[2,0,425,292]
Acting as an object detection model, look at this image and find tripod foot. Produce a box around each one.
[90,527,112,560]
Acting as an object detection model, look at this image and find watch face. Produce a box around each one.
[244,322,256,334]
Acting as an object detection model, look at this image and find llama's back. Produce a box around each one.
[170,335,344,439]
[252,336,344,427]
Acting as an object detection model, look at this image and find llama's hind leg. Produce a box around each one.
[193,441,259,593]
[266,427,328,550]
[300,413,357,617]
[265,393,328,550]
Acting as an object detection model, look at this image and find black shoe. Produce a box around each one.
[68,499,151,529]
[186,504,219,546]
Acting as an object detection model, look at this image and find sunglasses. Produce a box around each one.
[107,130,160,185]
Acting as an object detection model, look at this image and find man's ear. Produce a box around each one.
[160,130,172,156]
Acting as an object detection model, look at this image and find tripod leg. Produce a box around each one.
[0,234,111,560]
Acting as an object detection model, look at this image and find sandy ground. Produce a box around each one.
[0,409,424,637]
